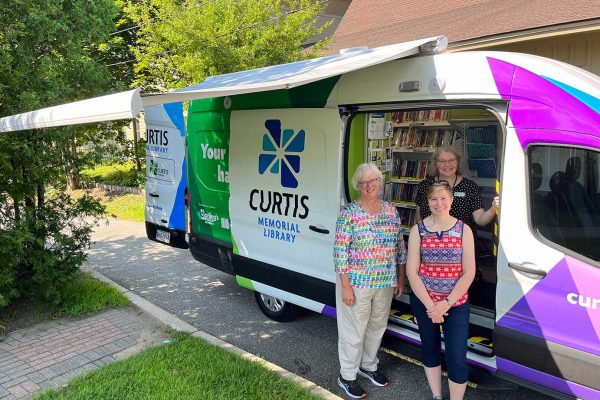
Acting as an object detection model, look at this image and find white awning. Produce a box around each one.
[0,89,142,132]
[0,36,447,132]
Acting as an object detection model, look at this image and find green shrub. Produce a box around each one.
[0,192,106,309]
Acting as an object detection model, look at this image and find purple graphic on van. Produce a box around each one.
[497,256,600,356]
[497,357,600,399]
[487,58,600,149]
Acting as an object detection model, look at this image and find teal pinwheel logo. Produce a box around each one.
[149,159,159,175]
[258,119,305,188]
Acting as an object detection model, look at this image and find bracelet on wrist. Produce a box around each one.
[445,297,454,307]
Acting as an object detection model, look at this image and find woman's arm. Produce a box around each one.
[406,225,434,309]
[334,211,355,305]
[472,196,499,227]
[447,224,476,303]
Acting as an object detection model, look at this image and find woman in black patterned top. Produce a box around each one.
[415,146,499,232]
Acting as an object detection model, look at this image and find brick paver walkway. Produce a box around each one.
[0,307,168,399]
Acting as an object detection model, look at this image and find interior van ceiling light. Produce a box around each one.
[419,36,449,54]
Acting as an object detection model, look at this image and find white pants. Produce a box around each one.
[336,277,394,380]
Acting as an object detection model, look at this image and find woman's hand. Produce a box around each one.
[426,301,450,320]
[394,276,405,297]
[492,196,500,211]
[342,285,355,306]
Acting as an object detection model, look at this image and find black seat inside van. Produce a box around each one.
[531,164,566,246]
[564,156,599,226]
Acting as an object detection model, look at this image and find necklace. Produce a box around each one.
[451,175,457,191]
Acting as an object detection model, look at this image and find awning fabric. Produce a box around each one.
[0,89,142,132]
[0,35,447,132]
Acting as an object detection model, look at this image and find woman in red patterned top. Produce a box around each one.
[406,180,476,400]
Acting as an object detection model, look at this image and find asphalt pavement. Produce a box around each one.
[86,218,552,400]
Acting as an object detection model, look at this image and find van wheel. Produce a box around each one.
[254,292,297,322]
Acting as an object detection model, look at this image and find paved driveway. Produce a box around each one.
[86,219,551,400]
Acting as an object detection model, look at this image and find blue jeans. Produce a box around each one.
[410,294,470,384]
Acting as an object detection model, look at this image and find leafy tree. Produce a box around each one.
[0,0,122,307]
[124,0,332,90]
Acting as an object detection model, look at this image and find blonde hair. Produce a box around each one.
[352,163,383,191]
[427,146,462,177]
[427,180,454,199]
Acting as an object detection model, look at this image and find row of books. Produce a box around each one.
[391,109,450,123]
[392,159,430,179]
[466,126,497,144]
[388,182,419,203]
[392,128,453,149]
[397,208,417,228]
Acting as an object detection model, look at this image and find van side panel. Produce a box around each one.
[489,56,600,397]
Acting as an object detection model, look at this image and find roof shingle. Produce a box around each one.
[328,0,600,53]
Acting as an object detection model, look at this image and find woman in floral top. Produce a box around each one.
[334,163,407,399]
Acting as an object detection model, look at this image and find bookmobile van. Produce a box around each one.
[1,36,599,399]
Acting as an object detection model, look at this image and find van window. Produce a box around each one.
[528,146,600,262]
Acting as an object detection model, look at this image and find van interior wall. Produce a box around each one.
[349,107,502,316]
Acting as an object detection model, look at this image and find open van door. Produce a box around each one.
[144,102,188,249]
[229,109,342,310]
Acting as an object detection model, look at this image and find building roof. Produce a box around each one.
[328,0,600,54]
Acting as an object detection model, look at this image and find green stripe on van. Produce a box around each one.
[236,276,255,290]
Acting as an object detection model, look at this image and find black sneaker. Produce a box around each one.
[358,368,389,387]
[338,375,367,399]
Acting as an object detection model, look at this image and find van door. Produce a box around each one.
[495,129,600,396]
[144,102,188,248]
[229,109,342,305]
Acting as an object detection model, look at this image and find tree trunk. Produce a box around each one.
[66,135,80,191]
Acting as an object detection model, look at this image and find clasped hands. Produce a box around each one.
[426,301,451,324]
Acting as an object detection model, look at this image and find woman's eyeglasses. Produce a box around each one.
[359,177,381,186]
[436,158,457,165]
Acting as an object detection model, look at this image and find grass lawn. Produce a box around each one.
[104,193,145,222]
[80,163,141,187]
[34,332,320,400]
[56,273,130,317]
[0,273,129,338]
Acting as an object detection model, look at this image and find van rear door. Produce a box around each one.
[144,102,188,248]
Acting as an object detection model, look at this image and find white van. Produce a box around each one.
[2,36,599,399]
[144,102,188,249]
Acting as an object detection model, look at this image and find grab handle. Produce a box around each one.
[149,192,160,198]
[508,262,547,278]
[309,225,330,234]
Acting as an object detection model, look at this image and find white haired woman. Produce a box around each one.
[334,163,407,399]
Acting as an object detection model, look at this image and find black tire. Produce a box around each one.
[254,291,297,322]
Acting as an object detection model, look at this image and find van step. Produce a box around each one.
[389,310,495,357]
[381,336,517,391]
[469,368,519,391]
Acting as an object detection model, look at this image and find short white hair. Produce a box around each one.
[352,163,383,191]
